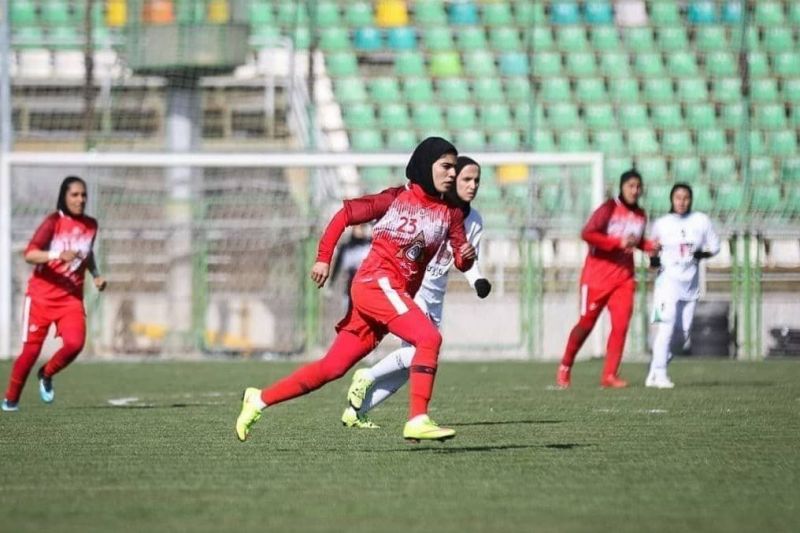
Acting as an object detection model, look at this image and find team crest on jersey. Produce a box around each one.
[397,231,426,262]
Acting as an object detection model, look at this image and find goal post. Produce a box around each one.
[1,151,604,360]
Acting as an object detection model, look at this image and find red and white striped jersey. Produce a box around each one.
[25,211,98,301]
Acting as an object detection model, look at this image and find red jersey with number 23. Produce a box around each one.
[25,211,98,301]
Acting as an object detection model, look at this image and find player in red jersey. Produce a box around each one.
[235,137,476,442]
[556,169,659,389]
[2,176,107,412]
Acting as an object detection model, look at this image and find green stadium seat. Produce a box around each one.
[754,104,787,129]
[634,53,665,77]
[705,52,737,77]
[637,156,668,181]
[662,130,694,156]
[387,27,417,50]
[768,130,798,157]
[746,130,766,156]
[291,27,312,49]
[513,102,544,129]
[489,130,521,150]
[783,187,800,217]
[566,52,597,77]
[667,52,699,77]
[346,2,373,27]
[751,79,779,103]
[677,78,708,103]
[13,26,44,48]
[531,27,555,50]
[448,1,478,25]
[515,1,545,24]
[500,53,530,76]
[591,26,620,51]
[540,185,565,213]
[790,2,800,24]
[10,0,37,26]
[463,50,496,76]
[41,0,71,26]
[482,2,514,26]
[713,78,742,104]
[473,78,504,103]
[627,128,659,154]
[176,0,207,23]
[505,78,532,103]
[609,78,640,102]
[456,26,486,51]
[386,129,417,150]
[368,77,402,104]
[642,184,672,213]
[481,103,513,131]
[557,26,589,51]
[250,1,274,27]
[593,129,626,154]
[327,52,359,77]
[445,103,477,129]
[394,51,426,76]
[540,77,572,103]
[773,53,800,78]
[672,156,702,181]
[250,26,280,46]
[716,183,744,213]
[575,78,607,103]
[423,27,454,51]
[658,27,689,51]
[403,77,435,103]
[49,26,81,49]
[414,1,447,26]
[359,166,391,192]
[651,104,684,129]
[532,52,563,77]
[354,27,383,51]
[547,102,580,129]
[380,103,411,129]
[454,129,486,150]
[550,2,580,24]
[685,104,717,129]
[599,52,631,76]
[277,3,309,26]
[558,129,589,151]
[531,129,556,151]
[643,78,674,103]
[650,2,681,25]
[625,27,655,51]
[764,27,794,54]
[584,104,616,129]
[705,155,736,179]
[429,52,462,77]
[751,186,782,213]
[692,184,713,212]
[412,103,444,129]
[791,105,800,128]
[344,104,376,128]
[584,1,613,24]
[489,27,521,52]
[315,2,342,28]
[334,78,367,104]
[695,26,729,52]
[437,78,470,103]
[350,129,384,151]
[697,128,728,154]
[749,156,777,183]
[721,1,742,24]
[782,158,800,182]
[747,53,770,78]
[688,2,717,24]
[605,156,634,182]
[754,2,785,25]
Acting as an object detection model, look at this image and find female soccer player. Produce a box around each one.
[647,183,720,388]
[556,169,659,389]
[235,138,476,442]
[2,176,106,412]
[340,156,491,429]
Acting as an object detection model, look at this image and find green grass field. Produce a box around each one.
[0,359,798,532]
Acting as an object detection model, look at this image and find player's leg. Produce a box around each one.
[557,284,610,387]
[38,302,87,402]
[3,297,51,409]
[601,279,635,387]
[648,285,677,388]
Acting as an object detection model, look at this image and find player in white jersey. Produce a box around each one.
[647,183,720,388]
[341,157,491,428]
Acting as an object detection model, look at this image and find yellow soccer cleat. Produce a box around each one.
[235,388,263,442]
[403,414,455,443]
[346,369,375,410]
[341,406,380,429]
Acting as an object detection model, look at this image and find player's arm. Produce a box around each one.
[462,218,491,298]
[580,201,625,252]
[448,207,476,272]
[23,215,77,264]
[694,216,721,260]
[648,219,663,269]
[86,251,107,291]
[637,214,661,254]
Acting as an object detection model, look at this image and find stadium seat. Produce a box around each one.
[463,50,496,76]
[705,52,737,77]
[643,78,674,103]
[642,184,672,213]
[481,103,513,131]
[754,104,787,130]
[513,102,543,129]
[625,27,655,51]
[515,1,545,25]
[715,183,744,213]
[423,27,454,51]
[713,78,742,103]
[334,78,367,104]
[276,3,308,26]
[584,104,616,129]
[345,2,373,27]
[490,27,522,52]
[428,51,463,76]
[532,52,563,77]
[344,103,376,128]
[751,79,779,103]
[685,104,717,129]
[651,104,684,129]
[500,53,530,76]
[782,158,800,182]
[505,78,532,103]
[13,26,45,49]
[454,129,486,150]
[394,51,426,76]
[720,1,742,24]
[677,78,708,103]
[566,52,597,77]
[605,156,634,182]
[697,128,728,154]
[489,130,521,150]
[437,78,470,103]
[591,26,621,51]
[792,105,800,127]
[350,129,383,151]
[473,78,504,103]
[290,27,312,49]
[695,25,729,52]
[49,26,81,49]
[667,52,699,77]
[783,187,800,217]
[106,0,127,27]
[599,52,631,76]
[386,129,417,150]
[539,77,571,102]
[414,0,447,26]
[376,0,409,27]
[557,26,589,51]
[531,27,555,50]
[550,2,580,24]
[41,0,72,26]
[314,2,341,28]
[672,156,702,181]
[380,103,411,129]
[455,26,486,51]
[634,53,665,77]
[250,26,280,47]
[705,155,736,179]
[445,103,477,129]
[687,1,717,24]
[575,78,607,103]
[637,156,668,181]
[749,156,777,183]
[547,102,580,129]
[327,52,358,77]
[540,185,565,213]
[593,129,626,154]
[746,130,767,156]
[403,77,435,103]
[412,103,444,129]
[584,1,613,24]
[747,53,771,78]
[662,130,694,156]
[386,27,417,50]
[448,1,478,25]
[482,2,513,26]
[10,0,37,26]
[650,2,681,25]
[658,27,689,52]
[320,28,350,52]
[609,78,640,102]
[768,130,798,157]
[754,2,785,25]
[368,77,401,103]
[764,27,794,54]
[531,129,556,151]
[354,27,383,51]
[773,52,800,77]
[751,186,782,213]
[559,128,589,151]
[627,128,659,154]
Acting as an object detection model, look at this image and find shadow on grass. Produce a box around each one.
[72,402,223,410]
[448,419,563,427]
[399,443,594,454]
[686,381,776,388]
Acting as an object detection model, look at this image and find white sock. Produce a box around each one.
[650,321,673,377]
[250,393,267,411]
[366,346,414,381]
[359,369,409,415]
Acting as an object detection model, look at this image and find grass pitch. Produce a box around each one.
[0,359,798,532]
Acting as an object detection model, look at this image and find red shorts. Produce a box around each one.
[21,295,85,345]
[579,278,635,321]
[336,276,419,347]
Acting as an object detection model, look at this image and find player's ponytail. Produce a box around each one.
[57,175,87,215]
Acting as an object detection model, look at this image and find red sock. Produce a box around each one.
[4,342,43,403]
[42,332,84,378]
[409,365,436,418]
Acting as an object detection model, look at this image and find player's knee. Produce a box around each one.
[416,328,442,351]
[61,335,85,355]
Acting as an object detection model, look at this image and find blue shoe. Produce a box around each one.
[38,367,54,403]
[1,399,19,412]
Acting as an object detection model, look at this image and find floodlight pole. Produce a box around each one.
[0,0,13,359]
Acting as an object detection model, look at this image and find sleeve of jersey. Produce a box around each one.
[24,215,56,254]
[449,208,475,272]
[703,217,722,256]
[580,202,620,252]
[636,214,659,252]
[463,219,484,286]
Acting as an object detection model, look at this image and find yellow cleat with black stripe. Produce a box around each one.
[341,407,380,429]
[235,388,263,442]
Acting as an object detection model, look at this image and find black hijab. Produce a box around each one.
[405,137,457,197]
[57,176,87,217]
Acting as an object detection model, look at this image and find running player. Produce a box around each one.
[341,156,491,429]
[556,169,659,389]
[2,176,107,412]
[647,183,720,388]
[235,137,476,442]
